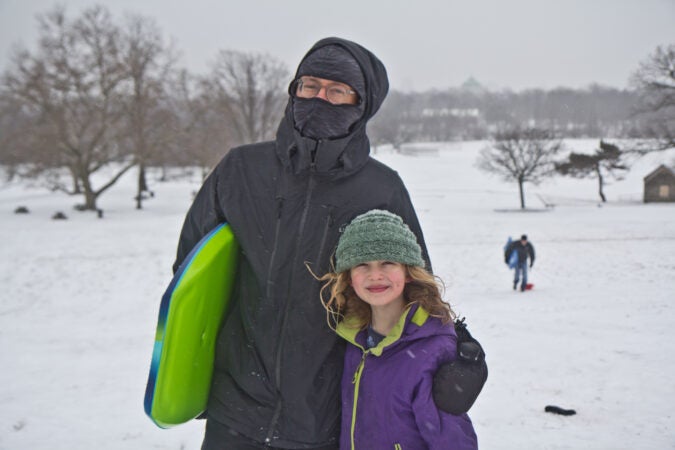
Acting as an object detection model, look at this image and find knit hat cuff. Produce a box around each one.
[335,247,425,273]
[335,209,425,272]
[296,44,366,99]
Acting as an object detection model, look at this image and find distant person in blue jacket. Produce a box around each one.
[505,234,535,291]
[318,210,478,449]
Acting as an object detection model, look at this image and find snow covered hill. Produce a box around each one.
[1,140,674,449]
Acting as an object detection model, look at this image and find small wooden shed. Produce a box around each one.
[644,165,675,203]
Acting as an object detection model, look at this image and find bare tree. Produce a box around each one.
[2,5,133,211]
[119,13,176,209]
[477,127,563,209]
[206,50,289,144]
[555,140,630,202]
[163,69,236,179]
[0,93,35,180]
[630,43,675,151]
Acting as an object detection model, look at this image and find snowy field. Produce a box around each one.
[1,140,674,450]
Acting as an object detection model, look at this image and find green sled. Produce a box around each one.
[144,223,239,428]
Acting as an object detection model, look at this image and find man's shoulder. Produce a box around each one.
[228,141,276,159]
[214,141,277,172]
[359,156,403,181]
[364,155,397,172]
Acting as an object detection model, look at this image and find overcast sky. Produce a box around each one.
[1,0,674,92]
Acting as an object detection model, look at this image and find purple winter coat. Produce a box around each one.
[336,304,478,450]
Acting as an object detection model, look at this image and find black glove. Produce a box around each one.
[432,318,488,415]
[530,262,533,268]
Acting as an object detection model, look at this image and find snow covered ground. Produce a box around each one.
[1,140,674,449]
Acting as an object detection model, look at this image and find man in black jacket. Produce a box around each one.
[505,234,536,291]
[173,37,485,449]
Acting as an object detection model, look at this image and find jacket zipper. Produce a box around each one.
[315,206,334,266]
[265,196,284,298]
[350,349,368,450]
[265,144,320,444]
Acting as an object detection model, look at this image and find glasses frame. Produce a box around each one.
[292,76,361,105]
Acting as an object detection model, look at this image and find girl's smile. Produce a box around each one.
[366,284,390,293]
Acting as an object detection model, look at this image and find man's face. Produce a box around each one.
[295,76,360,105]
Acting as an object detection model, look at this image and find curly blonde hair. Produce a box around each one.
[316,264,456,331]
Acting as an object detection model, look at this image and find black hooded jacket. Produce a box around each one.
[505,240,535,266]
[172,38,430,447]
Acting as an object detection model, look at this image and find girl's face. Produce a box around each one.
[349,261,409,310]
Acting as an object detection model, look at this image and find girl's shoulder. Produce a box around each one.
[400,317,458,365]
[407,309,457,342]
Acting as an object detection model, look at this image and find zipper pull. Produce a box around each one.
[275,197,284,219]
[352,351,367,384]
[326,206,334,226]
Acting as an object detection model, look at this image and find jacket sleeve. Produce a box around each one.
[528,243,535,265]
[172,156,228,273]
[412,339,478,450]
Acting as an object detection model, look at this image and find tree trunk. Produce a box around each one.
[77,162,135,212]
[136,163,148,210]
[596,165,606,202]
[82,178,98,211]
[518,177,526,209]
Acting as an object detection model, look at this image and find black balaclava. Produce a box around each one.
[292,45,366,139]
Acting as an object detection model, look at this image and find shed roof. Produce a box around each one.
[644,164,675,183]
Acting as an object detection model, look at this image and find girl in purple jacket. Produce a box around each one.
[319,209,478,450]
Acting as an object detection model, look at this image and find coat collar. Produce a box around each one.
[274,111,370,179]
[336,304,430,356]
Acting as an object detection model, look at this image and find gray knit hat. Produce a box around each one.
[296,44,366,99]
[335,209,425,272]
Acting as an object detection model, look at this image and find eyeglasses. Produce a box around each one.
[293,76,360,105]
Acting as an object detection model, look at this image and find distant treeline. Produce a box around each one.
[0,3,671,213]
[369,83,643,146]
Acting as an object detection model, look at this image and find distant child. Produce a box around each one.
[319,210,478,450]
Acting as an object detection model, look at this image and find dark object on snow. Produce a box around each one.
[14,206,29,214]
[97,209,104,219]
[545,405,576,416]
[52,211,67,220]
[432,317,488,415]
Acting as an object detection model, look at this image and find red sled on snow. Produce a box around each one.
[525,283,534,290]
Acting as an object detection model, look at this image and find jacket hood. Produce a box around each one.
[297,37,389,122]
[275,37,389,179]
[337,304,455,356]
